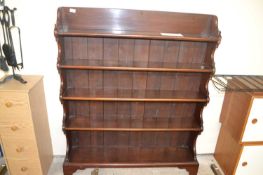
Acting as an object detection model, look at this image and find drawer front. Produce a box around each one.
[7,159,42,175]
[242,98,263,142]
[235,145,263,175]
[0,121,34,137]
[0,113,32,123]
[0,92,31,121]
[1,137,38,159]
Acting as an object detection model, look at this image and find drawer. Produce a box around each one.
[0,121,34,137]
[242,98,263,142]
[0,111,32,123]
[1,137,39,159]
[7,159,42,175]
[0,92,31,120]
[0,113,33,123]
[235,145,263,175]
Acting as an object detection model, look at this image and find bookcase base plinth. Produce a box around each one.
[63,160,199,175]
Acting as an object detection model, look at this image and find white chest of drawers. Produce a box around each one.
[215,91,263,175]
[0,76,53,175]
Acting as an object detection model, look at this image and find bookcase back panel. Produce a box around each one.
[66,101,203,120]
[69,131,197,149]
[60,37,212,68]
[67,131,197,163]
[64,101,205,130]
[63,70,209,97]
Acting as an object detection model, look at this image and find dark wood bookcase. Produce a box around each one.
[55,7,221,175]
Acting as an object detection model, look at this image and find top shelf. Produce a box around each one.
[55,7,221,42]
[56,29,219,42]
[58,59,213,73]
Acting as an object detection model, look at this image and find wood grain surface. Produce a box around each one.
[55,7,220,175]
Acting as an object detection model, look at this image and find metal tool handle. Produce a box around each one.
[0,0,4,9]
[0,10,7,43]
[3,7,11,45]
[10,8,16,26]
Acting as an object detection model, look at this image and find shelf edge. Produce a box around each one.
[64,160,199,167]
[57,65,214,73]
[63,127,203,132]
[61,97,209,102]
[56,31,219,43]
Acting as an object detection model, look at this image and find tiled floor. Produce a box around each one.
[47,154,224,175]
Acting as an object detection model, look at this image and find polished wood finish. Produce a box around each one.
[62,97,208,102]
[58,65,213,73]
[215,125,242,175]
[55,8,220,41]
[63,162,199,175]
[215,91,263,175]
[0,76,53,175]
[63,101,204,132]
[58,59,214,73]
[64,116,202,131]
[220,92,252,142]
[55,7,220,175]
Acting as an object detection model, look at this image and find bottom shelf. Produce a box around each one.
[64,153,199,175]
[68,146,195,164]
[64,131,199,174]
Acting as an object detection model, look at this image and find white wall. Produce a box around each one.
[3,0,263,155]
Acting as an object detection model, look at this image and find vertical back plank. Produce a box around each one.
[134,40,150,67]
[128,132,141,162]
[107,104,118,128]
[103,71,118,97]
[118,39,134,67]
[117,71,132,127]
[104,38,119,66]
[88,70,103,97]
[178,42,206,64]
[72,37,88,60]
[148,40,165,67]
[147,72,161,92]
[133,72,147,98]
[174,73,201,92]
[163,41,180,68]
[131,102,145,121]
[88,38,103,65]
[89,101,103,121]
[131,39,149,159]
[87,38,104,147]
[118,71,133,98]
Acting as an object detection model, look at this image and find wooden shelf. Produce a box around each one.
[57,29,219,42]
[67,146,196,164]
[64,116,202,131]
[64,160,198,168]
[58,60,213,73]
[62,89,208,102]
